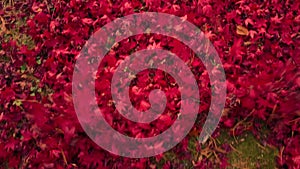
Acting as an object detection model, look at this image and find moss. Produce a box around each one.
[218,131,278,169]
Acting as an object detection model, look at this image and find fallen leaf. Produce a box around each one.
[236,25,249,36]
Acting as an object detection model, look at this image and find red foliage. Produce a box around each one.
[0,0,299,168]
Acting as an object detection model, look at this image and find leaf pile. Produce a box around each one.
[0,0,299,168]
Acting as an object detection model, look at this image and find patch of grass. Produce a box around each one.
[1,18,35,50]
[218,131,278,169]
[0,1,35,50]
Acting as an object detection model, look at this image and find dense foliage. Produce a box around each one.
[0,0,299,168]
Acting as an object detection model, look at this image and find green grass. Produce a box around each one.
[1,18,35,50]
[0,1,35,50]
[218,131,278,169]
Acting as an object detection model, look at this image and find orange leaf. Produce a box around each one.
[236,25,249,36]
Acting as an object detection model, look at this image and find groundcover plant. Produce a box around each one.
[0,0,299,168]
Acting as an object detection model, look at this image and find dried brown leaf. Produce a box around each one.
[236,25,249,36]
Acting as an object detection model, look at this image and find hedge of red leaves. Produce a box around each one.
[0,0,300,168]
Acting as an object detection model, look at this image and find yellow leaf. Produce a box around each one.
[236,25,249,36]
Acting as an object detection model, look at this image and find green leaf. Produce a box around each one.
[36,58,41,65]
[21,64,26,73]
